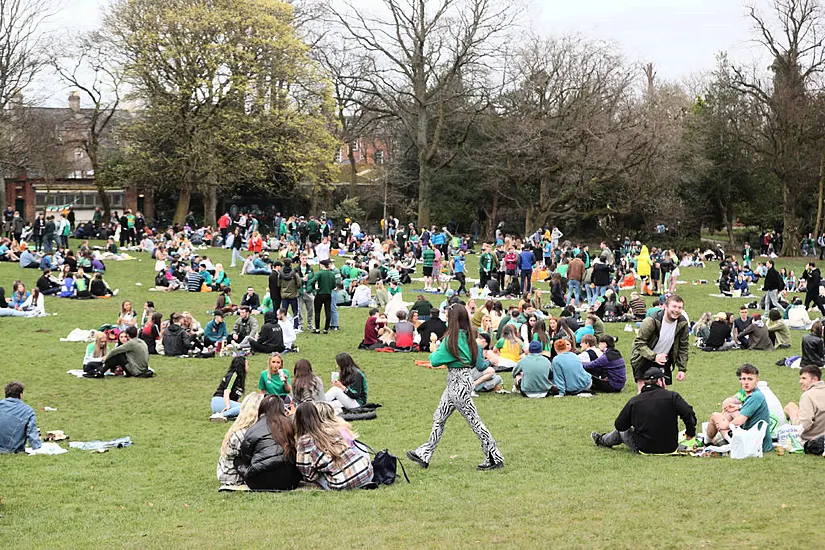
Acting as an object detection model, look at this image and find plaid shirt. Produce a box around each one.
[296,435,373,490]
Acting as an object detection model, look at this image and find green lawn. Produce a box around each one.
[1,247,823,549]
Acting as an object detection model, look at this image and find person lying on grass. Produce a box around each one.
[591,367,696,454]
[705,364,773,451]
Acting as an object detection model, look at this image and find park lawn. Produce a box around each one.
[1,247,823,549]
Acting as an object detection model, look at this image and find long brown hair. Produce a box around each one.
[446,304,478,365]
[259,395,296,458]
[533,318,550,348]
[295,402,348,465]
[292,359,320,396]
[812,320,824,339]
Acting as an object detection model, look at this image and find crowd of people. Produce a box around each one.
[5,207,825,492]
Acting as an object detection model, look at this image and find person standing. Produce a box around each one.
[801,262,825,317]
[278,258,301,327]
[59,214,71,248]
[296,254,315,332]
[451,250,468,296]
[478,243,495,289]
[0,381,42,453]
[566,254,584,306]
[630,294,688,391]
[308,259,336,334]
[518,245,536,295]
[43,215,56,254]
[406,305,504,471]
[762,259,784,313]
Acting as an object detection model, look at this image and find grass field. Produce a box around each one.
[2,246,824,549]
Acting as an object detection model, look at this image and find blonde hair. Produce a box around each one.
[220,393,264,456]
[92,332,108,358]
[315,402,358,440]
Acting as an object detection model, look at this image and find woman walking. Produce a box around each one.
[406,305,504,471]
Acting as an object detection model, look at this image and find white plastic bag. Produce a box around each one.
[729,420,768,459]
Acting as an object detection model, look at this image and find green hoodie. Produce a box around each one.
[429,330,484,369]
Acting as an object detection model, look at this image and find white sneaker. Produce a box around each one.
[209,413,227,422]
[113,288,120,296]
[510,385,519,394]
[470,391,479,397]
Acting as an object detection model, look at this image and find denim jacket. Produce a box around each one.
[0,398,42,453]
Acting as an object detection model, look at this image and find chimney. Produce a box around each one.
[68,91,80,113]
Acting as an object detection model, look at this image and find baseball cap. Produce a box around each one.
[643,367,666,381]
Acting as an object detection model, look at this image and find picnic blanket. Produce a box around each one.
[60,329,96,342]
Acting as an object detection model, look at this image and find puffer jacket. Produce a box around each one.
[802,333,825,367]
[162,323,191,356]
[236,417,301,491]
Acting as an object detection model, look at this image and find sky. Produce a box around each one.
[42,0,766,106]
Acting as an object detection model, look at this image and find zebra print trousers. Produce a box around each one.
[414,368,503,464]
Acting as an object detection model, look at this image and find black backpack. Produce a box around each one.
[354,440,410,486]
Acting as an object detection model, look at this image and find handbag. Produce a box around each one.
[354,440,410,485]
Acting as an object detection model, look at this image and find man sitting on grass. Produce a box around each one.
[705,364,773,452]
[784,365,825,445]
[591,367,696,454]
[513,340,554,398]
[97,327,154,378]
[0,381,42,453]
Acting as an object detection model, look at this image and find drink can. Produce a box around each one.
[776,445,785,456]
[216,341,223,354]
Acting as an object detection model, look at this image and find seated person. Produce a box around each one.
[217,393,264,487]
[215,288,237,315]
[784,365,825,446]
[417,313,447,353]
[9,282,30,309]
[351,280,372,307]
[90,273,115,297]
[324,353,367,410]
[236,394,301,491]
[550,339,592,396]
[248,310,285,354]
[162,313,193,356]
[393,310,415,349]
[738,314,773,351]
[766,308,792,349]
[704,312,736,351]
[472,334,504,394]
[19,247,40,269]
[573,316,595,344]
[83,332,109,374]
[140,312,163,355]
[257,353,292,398]
[627,292,647,321]
[513,340,555,398]
[705,364,773,451]
[184,266,205,292]
[591,367,696,453]
[577,334,602,362]
[733,274,750,296]
[581,335,626,393]
[0,381,42,453]
[359,308,384,350]
[411,295,434,321]
[488,324,522,371]
[240,286,261,313]
[204,312,229,348]
[295,402,373,490]
[97,326,153,377]
[210,356,248,421]
[229,306,259,349]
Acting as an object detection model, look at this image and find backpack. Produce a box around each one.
[354,440,410,486]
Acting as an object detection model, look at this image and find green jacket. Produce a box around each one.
[309,269,336,295]
[630,310,689,379]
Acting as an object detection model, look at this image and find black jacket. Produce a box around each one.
[241,292,261,310]
[237,418,301,491]
[591,263,614,287]
[268,271,281,304]
[802,333,825,367]
[704,321,731,349]
[614,384,697,454]
[162,323,191,356]
[803,268,823,295]
[763,267,785,292]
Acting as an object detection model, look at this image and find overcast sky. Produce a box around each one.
[43,0,765,106]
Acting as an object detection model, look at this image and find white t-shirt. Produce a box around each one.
[315,242,330,262]
[652,317,677,355]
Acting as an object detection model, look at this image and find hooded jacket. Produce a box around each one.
[582,348,626,391]
[279,266,300,299]
[162,323,191,356]
[630,309,689,379]
[236,417,301,491]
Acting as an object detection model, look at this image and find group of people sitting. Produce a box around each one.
[213,353,372,491]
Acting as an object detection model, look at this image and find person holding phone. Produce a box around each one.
[324,353,367,410]
[258,353,292,400]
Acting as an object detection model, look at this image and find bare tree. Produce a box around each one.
[0,0,57,211]
[327,0,520,227]
[732,0,825,255]
[51,31,126,221]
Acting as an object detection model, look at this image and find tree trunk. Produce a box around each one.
[348,146,358,195]
[0,172,6,214]
[96,181,111,222]
[173,186,191,226]
[815,153,825,237]
[202,178,217,228]
[781,182,801,256]
[417,150,430,228]
[726,202,736,248]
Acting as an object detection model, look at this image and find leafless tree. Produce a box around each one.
[51,31,126,220]
[327,0,521,227]
[732,0,825,254]
[0,0,58,211]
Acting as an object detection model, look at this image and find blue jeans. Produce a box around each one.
[281,298,299,324]
[566,280,581,305]
[211,396,241,418]
[520,270,532,294]
[586,284,596,306]
[246,268,271,275]
[331,299,339,328]
[595,285,608,304]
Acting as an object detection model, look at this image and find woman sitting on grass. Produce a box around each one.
[139,312,163,355]
[324,353,367,411]
[217,392,264,488]
[210,356,248,421]
[117,300,137,331]
[236,394,301,491]
[488,324,522,371]
[315,402,357,445]
[90,273,116,298]
[73,267,92,299]
[83,332,109,374]
[0,286,35,317]
[295,402,373,490]
[292,359,325,405]
[20,287,45,316]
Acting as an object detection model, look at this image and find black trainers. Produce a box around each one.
[406,450,429,469]
[313,329,320,334]
[591,432,603,446]
[323,330,329,334]
[477,454,504,471]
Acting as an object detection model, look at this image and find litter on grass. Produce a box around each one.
[69,437,132,451]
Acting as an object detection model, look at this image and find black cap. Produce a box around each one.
[643,367,665,381]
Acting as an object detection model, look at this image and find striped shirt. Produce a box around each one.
[296,435,373,490]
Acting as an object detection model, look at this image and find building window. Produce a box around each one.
[335,148,343,163]
[375,150,385,164]
[349,141,359,152]
[74,149,85,160]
